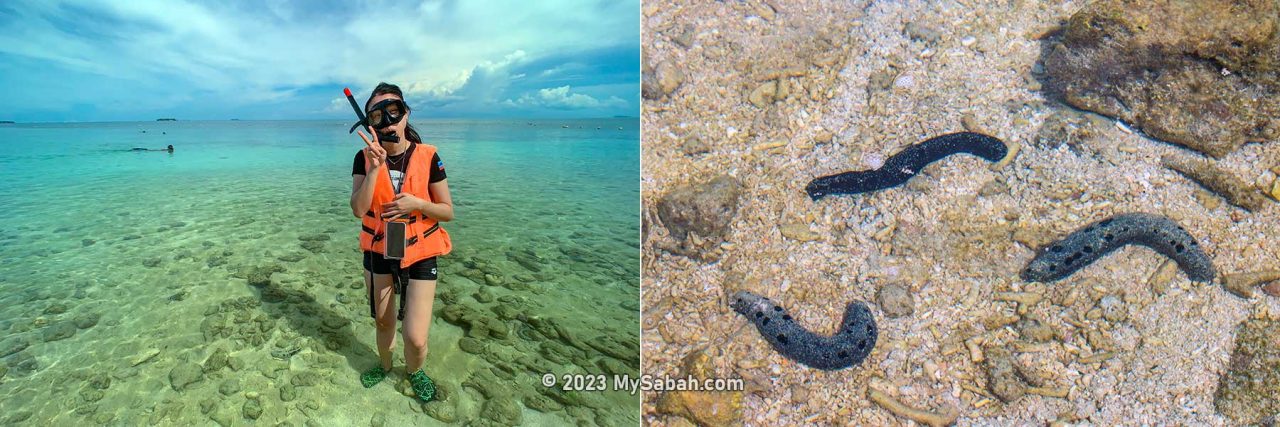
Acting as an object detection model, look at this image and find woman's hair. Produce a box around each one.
[365,82,422,144]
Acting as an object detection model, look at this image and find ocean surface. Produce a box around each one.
[0,118,640,425]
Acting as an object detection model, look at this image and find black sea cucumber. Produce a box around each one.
[1021,213,1215,283]
[729,291,877,370]
[805,132,1008,200]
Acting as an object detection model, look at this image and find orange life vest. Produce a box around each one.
[359,143,452,268]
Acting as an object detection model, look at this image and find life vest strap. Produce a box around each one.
[421,223,440,239]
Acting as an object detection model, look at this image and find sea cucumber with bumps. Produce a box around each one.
[805,132,1008,200]
[1021,213,1215,283]
[729,291,877,370]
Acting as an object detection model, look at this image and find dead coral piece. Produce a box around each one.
[1162,155,1271,212]
[656,350,744,427]
[655,176,745,260]
[876,283,915,318]
[1078,351,1116,364]
[1215,319,1280,424]
[1034,109,1099,152]
[867,388,958,427]
[1222,270,1280,299]
[984,346,1028,402]
[1041,0,1280,157]
[777,223,820,242]
[1026,386,1070,399]
[643,60,685,100]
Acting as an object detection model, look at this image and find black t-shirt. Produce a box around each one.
[352,143,446,194]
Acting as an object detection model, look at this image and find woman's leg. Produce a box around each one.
[367,270,398,370]
[401,278,437,374]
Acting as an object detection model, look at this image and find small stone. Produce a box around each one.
[985,346,1027,402]
[1099,296,1127,322]
[280,384,298,402]
[291,371,321,387]
[424,401,457,423]
[748,80,778,108]
[877,283,914,318]
[204,347,229,372]
[242,399,262,420]
[43,322,77,342]
[778,224,820,242]
[219,379,241,396]
[245,391,260,400]
[73,313,100,329]
[813,130,834,144]
[1018,319,1056,343]
[655,61,686,98]
[88,373,111,390]
[474,288,494,303]
[44,302,68,315]
[680,134,710,156]
[979,179,1009,197]
[960,36,977,47]
[655,175,744,259]
[79,387,104,402]
[169,362,204,391]
[0,337,29,358]
[459,337,486,354]
[200,398,216,414]
[671,23,696,48]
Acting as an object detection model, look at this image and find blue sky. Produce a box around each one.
[0,1,639,122]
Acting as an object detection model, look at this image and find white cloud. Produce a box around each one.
[0,0,638,115]
[508,86,627,110]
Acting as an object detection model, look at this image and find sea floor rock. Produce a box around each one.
[42,322,76,342]
[655,175,744,259]
[1042,0,1280,157]
[876,283,915,318]
[1215,319,1280,424]
[655,350,742,426]
[169,362,204,391]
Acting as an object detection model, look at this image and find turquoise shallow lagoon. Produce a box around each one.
[0,119,640,425]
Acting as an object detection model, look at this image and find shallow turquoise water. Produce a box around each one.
[0,119,640,425]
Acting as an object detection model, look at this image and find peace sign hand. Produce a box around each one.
[357,126,386,173]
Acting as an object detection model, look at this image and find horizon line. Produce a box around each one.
[0,116,640,125]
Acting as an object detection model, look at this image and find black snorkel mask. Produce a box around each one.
[344,87,404,143]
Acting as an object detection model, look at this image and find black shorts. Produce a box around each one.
[362,252,438,280]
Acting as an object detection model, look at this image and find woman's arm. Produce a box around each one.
[350,173,378,217]
[416,179,454,222]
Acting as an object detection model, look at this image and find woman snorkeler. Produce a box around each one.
[349,82,453,401]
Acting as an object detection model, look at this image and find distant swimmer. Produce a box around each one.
[130,145,174,152]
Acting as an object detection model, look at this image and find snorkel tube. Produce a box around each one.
[344,87,400,143]
[344,87,366,134]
